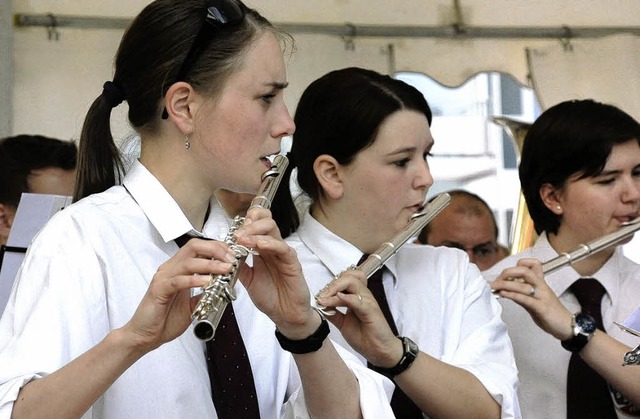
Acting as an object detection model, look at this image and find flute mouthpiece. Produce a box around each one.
[621,217,640,227]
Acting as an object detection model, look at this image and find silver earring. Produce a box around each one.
[184,134,190,150]
[556,205,562,212]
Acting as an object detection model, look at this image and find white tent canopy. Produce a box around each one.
[4,0,640,139]
[3,0,640,257]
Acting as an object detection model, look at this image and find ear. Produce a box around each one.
[313,154,344,199]
[0,203,15,244]
[163,82,199,134]
[539,183,564,215]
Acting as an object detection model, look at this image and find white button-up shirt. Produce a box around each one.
[483,233,640,419]
[0,161,393,419]
[286,211,521,419]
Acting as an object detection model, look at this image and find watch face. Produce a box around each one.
[406,338,419,355]
[576,313,597,334]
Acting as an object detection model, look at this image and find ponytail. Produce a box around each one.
[73,87,124,202]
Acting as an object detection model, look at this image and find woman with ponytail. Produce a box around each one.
[0,2,392,418]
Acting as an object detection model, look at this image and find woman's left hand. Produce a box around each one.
[316,269,403,368]
[491,258,573,341]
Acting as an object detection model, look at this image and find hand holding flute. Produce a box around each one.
[314,193,451,367]
[490,218,640,340]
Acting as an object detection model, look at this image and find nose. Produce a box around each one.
[273,102,296,139]
[622,175,640,203]
[414,159,434,191]
[466,249,477,263]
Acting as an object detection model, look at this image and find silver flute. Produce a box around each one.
[496,218,640,292]
[541,217,640,275]
[316,192,451,315]
[192,155,289,341]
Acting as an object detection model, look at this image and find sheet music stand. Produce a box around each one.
[0,193,72,316]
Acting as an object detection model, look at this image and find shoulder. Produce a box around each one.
[482,247,540,281]
[30,186,138,250]
[399,242,470,268]
[396,243,482,288]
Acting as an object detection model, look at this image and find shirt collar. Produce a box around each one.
[537,232,621,302]
[297,210,400,285]
[122,160,211,243]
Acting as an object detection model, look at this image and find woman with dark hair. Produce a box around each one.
[275,67,520,418]
[0,2,391,418]
[487,99,640,418]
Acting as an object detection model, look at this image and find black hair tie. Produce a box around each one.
[102,81,125,108]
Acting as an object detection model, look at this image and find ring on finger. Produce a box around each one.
[529,286,537,297]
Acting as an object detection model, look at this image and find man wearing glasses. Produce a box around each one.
[416,189,508,271]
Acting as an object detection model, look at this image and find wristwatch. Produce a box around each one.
[371,336,419,378]
[561,312,597,353]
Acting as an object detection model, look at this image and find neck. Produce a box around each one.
[139,135,213,231]
[311,202,380,255]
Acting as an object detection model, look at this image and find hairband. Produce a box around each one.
[102,81,125,108]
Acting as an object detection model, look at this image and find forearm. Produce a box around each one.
[394,353,500,419]
[278,312,361,419]
[580,330,640,406]
[294,341,362,419]
[11,328,145,419]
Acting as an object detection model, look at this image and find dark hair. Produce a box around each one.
[273,67,432,238]
[520,99,640,234]
[0,135,77,207]
[75,0,285,201]
[417,189,498,243]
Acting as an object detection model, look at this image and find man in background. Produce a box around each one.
[417,189,507,271]
[0,134,77,245]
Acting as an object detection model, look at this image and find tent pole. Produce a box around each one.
[13,14,640,39]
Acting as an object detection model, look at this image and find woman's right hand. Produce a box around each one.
[121,238,237,352]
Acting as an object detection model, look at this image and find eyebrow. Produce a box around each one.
[266,81,289,90]
[387,146,417,157]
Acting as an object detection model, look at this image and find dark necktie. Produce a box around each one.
[175,234,260,419]
[566,277,616,419]
[362,255,423,418]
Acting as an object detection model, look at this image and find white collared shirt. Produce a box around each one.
[483,232,640,419]
[0,161,393,419]
[286,211,522,419]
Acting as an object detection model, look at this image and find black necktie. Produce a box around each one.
[566,277,616,419]
[362,255,423,418]
[175,234,260,419]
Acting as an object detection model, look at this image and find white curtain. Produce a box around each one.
[527,34,640,120]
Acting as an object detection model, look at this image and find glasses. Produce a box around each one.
[443,242,500,261]
[162,0,245,119]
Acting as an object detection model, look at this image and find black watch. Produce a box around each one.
[371,336,419,378]
[561,312,597,353]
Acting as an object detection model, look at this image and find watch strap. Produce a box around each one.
[371,336,418,378]
[561,333,590,352]
[275,315,330,354]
